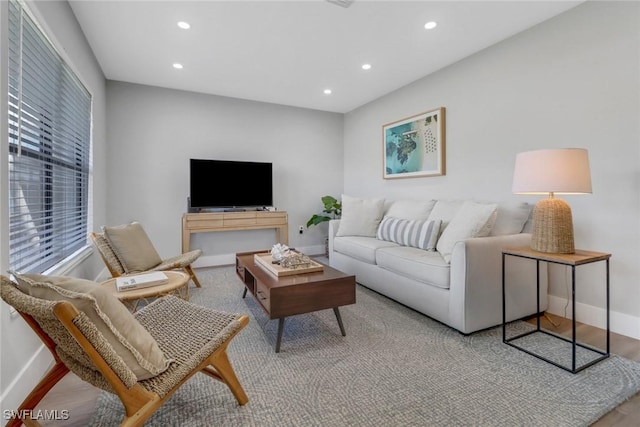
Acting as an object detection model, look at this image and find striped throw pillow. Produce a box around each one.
[376,216,442,251]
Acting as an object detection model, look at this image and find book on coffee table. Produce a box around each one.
[116,271,168,292]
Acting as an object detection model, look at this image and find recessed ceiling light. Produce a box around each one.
[361,63,372,70]
[323,89,332,95]
[424,21,437,30]
[177,21,190,29]
[173,63,183,69]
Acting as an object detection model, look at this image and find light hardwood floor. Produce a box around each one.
[23,313,640,426]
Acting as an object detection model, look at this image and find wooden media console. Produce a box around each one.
[181,211,288,253]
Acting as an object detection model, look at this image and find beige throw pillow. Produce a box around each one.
[436,201,498,263]
[427,200,466,232]
[336,194,386,237]
[102,222,162,273]
[384,199,436,221]
[13,273,171,380]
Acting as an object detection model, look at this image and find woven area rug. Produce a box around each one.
[90,266,640,426]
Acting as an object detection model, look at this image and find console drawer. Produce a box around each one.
[255,280,270,312]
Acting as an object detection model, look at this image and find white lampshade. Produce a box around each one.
[512,148,592,195]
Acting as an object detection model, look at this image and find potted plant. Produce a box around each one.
[306,195,342,228]
[307,195,342,257]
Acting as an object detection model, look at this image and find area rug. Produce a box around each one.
[90,266,640,426]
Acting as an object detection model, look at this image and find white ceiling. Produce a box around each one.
[69,1,582,113]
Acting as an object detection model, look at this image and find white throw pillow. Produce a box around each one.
[489,201,532,236]
[384,199,436,221]
[336,195,385,237]
[436,201,498,263]
[426,200,465,232]
[377,216,441,251]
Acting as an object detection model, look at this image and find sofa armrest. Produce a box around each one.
[448,233,548,334]
[328,220,341,257]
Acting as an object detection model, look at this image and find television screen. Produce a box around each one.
[189,159,273,210]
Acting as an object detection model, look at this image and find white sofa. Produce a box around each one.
[328,196,548,334]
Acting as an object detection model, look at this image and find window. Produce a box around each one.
[7,0,92,273]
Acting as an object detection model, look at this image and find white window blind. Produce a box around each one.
[7,0,92,273]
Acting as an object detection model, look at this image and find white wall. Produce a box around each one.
[105,81,344,263]
[0,0,107,414]
[343,1,640,338]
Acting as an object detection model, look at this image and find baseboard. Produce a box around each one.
[0,344,52,414]
[547,294,640,340]
[192,245,326,269]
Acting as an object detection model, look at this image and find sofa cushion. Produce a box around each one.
[376,246,451,289]
[489,201,532,236]
[13,273,171,380]
[102,222,162,273]
[336,195,386,237]
[377,217,441,251]
[436,201,498,263]
[426,200,465,232]
[384,199,436,221]
[334,236,398,264]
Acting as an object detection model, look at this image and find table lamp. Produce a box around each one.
[512,148,592,254]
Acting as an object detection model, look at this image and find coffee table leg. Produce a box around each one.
[333,307,346,336]
[275,318,285,353]
[242,287,248,298]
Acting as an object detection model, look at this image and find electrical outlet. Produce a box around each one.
[299,226,304,234]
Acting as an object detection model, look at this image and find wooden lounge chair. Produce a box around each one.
[1,275,248,427]
[90,223,202,288]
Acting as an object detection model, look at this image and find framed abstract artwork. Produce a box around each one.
[382,107,446,179]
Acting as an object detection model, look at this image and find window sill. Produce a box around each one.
[43,246,94,276]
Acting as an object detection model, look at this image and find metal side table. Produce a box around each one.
[502,247,611,374]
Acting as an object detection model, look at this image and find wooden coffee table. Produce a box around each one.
[235,250,356,352]
[101,270,190,312]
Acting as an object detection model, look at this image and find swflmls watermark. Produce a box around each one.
[3,409,70,421]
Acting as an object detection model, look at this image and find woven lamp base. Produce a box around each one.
[531,197,575,254]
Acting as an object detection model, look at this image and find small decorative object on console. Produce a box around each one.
[254,252,324,277]
[279,252,314,269]
[270,243,291,263]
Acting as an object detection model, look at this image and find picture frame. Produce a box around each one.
[382,107,446,179]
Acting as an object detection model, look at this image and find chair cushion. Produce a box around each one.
[13,273,171,380]
[102,222,162,273]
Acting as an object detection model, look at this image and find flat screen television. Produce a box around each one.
[189,159,273,210]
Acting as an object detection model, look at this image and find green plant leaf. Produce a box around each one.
[307,195,342,227]
[306,214,331,228]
